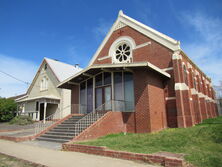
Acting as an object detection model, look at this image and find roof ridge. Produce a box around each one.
[44,57,80,69]
[119,11,180,45]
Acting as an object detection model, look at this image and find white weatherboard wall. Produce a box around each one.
[28,64,61,99]
[17,58,82,121]
[61,89,72,117]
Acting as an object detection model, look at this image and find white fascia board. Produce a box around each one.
[119,14,180,51]
[175,83,189,90]
[58,62,171,88]
[88,11,180,66]
[17,95,61,102]
[162,67,173,71]
[147,62,171,78]
[15,95,28,102]
[26,59,46,95]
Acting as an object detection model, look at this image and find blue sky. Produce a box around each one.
[0,0,222,97]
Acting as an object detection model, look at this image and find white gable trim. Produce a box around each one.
[26,59,48,95]
[88,10,180,66]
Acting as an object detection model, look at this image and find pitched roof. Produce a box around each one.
[25,57,82,95]
[45,58,82,82]
[88,10,181,66]
[58,61,171,89]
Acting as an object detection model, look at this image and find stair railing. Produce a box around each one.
[34,105,70,135]
[73,102,109,137]
[73,100,135,136]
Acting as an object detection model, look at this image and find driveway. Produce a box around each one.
[0,140,157,167]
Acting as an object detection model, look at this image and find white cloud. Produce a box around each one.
[93,19,112,40]
[181,12,222,85]
[0,54,38,98]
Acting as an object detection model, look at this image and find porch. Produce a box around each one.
[16,96,60,122]
[58,62,170,115]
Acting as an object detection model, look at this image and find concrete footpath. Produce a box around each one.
[0,140,156,167]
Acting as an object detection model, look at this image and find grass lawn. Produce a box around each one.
[78,116,222,167]
[0,153,42,167]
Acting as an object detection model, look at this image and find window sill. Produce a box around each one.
[40,89,48,92]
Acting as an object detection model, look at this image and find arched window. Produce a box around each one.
[114,42,132,63]
[109,36,136,64]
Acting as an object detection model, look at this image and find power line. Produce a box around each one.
[0,70,55,90]
[0,70,30,85]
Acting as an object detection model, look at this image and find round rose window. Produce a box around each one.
[115,43,131,63]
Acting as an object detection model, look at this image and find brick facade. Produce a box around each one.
[69,22,218,140]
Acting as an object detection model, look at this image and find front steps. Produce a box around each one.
[36,113,106,143]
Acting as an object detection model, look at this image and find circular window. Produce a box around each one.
[115,43,131,63]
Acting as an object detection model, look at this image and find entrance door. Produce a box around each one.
[95,86,111,111]
[39,103,44,120]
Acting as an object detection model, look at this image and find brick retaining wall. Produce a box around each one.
[62,143,186,167]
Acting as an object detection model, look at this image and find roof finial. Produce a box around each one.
[118,10,124,16]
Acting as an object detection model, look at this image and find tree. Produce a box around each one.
[0,98,17,122]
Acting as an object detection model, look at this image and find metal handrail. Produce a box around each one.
[34,105,70,134]
[34,100,135,135]
[73,100,135,136]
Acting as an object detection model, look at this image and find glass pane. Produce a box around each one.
[95,73,102,87]
[114,72,123,101]
[80,82,86,114]
[96,88,102,110]
[87,79,93,113]
[124,72,134,111]
[104,86,111,110]
[104,72,111,85]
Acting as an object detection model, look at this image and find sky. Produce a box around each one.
[0,0,222,97]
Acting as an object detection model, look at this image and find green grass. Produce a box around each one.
[77,116,222,167]
[0,153,41,167]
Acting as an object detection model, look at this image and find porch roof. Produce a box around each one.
[58,62,171,89]
[16,95,60,103]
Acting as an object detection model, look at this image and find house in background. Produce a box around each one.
[16,58,82,121]
[57,11,218,140]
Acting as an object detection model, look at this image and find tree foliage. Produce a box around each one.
[0,98,17,122]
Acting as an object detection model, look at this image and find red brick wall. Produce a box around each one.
[166,99,177,128]
[133,69,151,133]
[71,85,79,114]
[73,112,127,141]
[63,143,185,167]
[68,23,218,137]
[92,26,173,69]
[147,71,167,131]
[133,69,168,132]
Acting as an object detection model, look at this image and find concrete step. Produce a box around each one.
[50,129,76,133]
[53,127,75,130]
[36,113,106,143]
[36,137,70,143]
[41,134,74,140]
[45,131,75,136]
[60,121,78,124]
